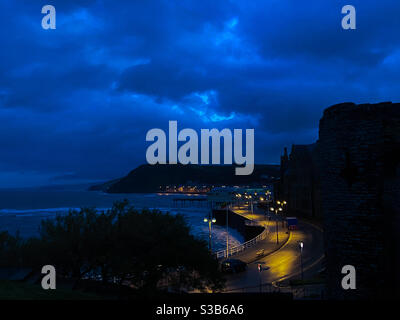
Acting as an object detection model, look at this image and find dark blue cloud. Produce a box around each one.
[0,0,400,187]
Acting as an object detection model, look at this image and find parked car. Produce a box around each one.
[220,259,247,273]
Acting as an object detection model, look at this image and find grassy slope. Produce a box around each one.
[0,280,103,300]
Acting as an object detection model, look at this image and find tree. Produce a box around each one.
[0,231,23,267]
[9,201,226,294]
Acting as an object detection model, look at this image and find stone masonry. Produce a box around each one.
[318,102,400,299]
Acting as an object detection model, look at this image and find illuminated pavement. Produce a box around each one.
[227,207,290,264]
[223,208,324,292]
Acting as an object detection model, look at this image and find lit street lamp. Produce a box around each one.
[299,241,304,280]
[278,200,288,227]
[270,206,283,244]
[204,216,216,252]
[248,195,253,214]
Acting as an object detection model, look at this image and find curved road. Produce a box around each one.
[224,220,324,292]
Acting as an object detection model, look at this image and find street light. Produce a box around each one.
[204,216,216,252]
[299,241,304,280]
[225,202,230,258]
[248,195,254,214]
[278,200,288,227]
[270,206,283,244]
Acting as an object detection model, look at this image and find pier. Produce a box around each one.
[172,197,209,208]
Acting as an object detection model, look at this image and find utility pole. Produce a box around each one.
[270,205,283,244]
[226,203,229,258]
[258,264,262,292]
[299,241,304,280]
[204,201,216,253]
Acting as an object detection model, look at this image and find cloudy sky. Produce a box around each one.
[0,0,399,187]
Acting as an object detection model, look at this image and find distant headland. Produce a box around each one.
[89,164,280,193]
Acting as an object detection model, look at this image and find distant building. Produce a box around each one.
[277,144,322,220]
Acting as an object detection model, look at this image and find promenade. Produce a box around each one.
[223,206,325,294]
[227,206,290,264]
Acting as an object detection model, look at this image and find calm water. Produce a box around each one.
[0,186,243,252]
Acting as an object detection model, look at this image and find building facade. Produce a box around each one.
[277,102,400,299]
[277,144,322,220]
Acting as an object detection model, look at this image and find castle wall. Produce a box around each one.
[318,102,400,299]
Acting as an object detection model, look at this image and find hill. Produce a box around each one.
[89,164,280,193]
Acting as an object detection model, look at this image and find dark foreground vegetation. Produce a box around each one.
[0,201,225,298]
[0,280,102,300]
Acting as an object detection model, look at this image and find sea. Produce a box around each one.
[0,185,243,252]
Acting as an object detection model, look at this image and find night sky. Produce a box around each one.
[0,0,399,187]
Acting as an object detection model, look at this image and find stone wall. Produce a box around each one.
[213,209,265,242]
[318,102,400,299]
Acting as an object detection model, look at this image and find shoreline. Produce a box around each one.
[0,191,244,251]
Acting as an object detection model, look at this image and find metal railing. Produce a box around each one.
[214,225,268,259]
[223,282,325,299]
